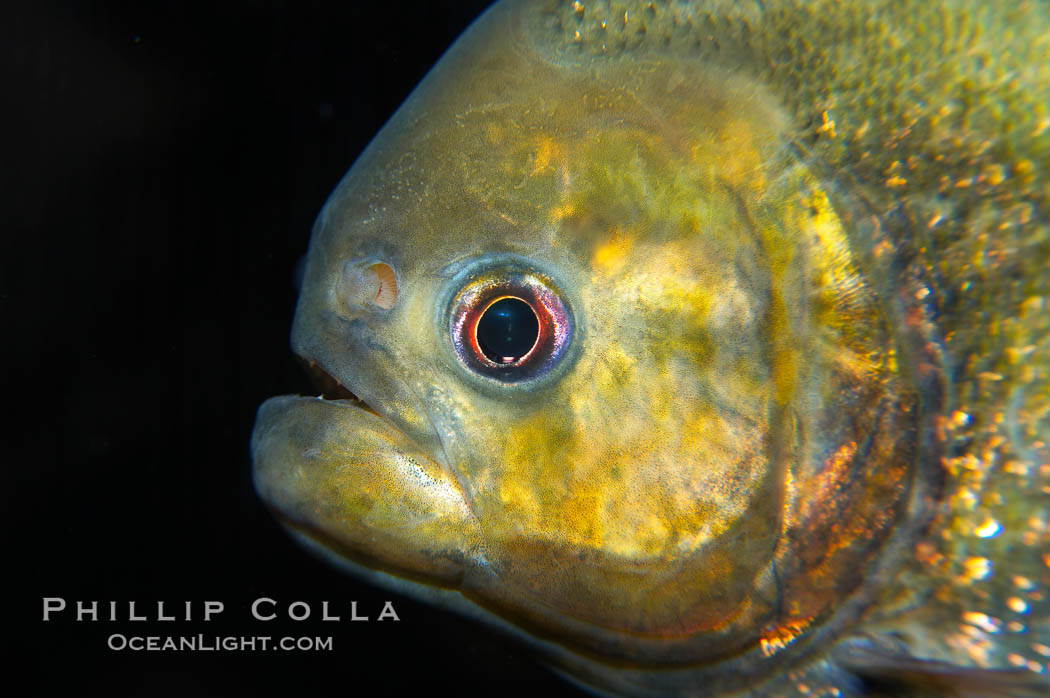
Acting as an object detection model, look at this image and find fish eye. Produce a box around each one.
[448,267,573,384]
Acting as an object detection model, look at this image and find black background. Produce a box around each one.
[8,1,583,695]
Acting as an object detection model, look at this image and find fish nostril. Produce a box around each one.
[337,260,398,315]
[369,262,398,309]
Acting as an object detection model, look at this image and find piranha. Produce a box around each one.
[251,1,1050,694]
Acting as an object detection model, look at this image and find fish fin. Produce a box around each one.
[832,636,1050,698]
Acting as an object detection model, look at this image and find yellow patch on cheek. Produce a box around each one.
[494,409,612,549]
[681,407,732,458]
[591,228,635,275]
[548,202,576,223]
[530,136,562,175]
[498,411,573,508]
[586,345,639,401]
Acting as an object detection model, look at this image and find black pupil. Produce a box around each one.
[476,297,539,364]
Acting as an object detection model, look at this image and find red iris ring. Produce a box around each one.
[449,271,572,383]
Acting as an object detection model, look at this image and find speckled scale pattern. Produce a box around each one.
[534,0,1050,685]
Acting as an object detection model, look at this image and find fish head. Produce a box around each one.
[252,0,929,674]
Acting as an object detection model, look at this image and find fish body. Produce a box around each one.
[251,1,1050,694]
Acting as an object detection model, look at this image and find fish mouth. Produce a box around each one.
[298,356,380,416]
[250,355,481,589]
